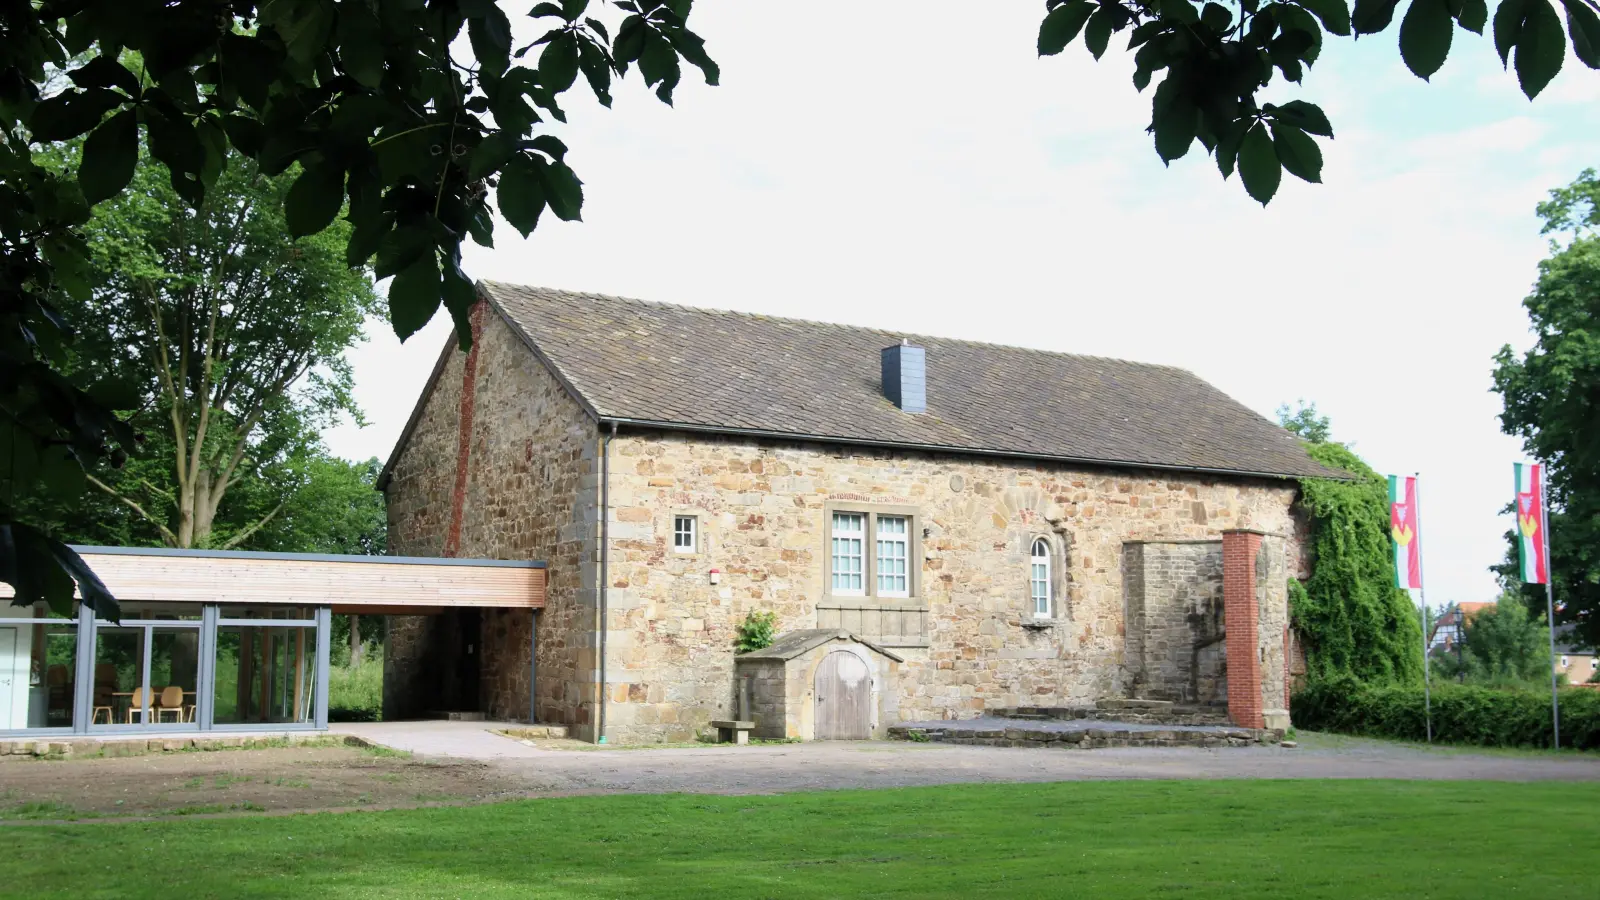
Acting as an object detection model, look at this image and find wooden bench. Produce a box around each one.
[709,719,755,745]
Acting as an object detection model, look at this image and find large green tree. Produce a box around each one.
[1492,169,1600,648]
[1279,403,1425,684]
[1430,594,1554,687]
[43,143,379,550]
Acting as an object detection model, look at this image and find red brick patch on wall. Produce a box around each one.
[1223,530,1263,729]
[443,302,487,558]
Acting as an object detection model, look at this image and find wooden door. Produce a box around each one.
[814,650,872,740]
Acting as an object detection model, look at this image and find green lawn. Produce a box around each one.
[6,780,1598,898]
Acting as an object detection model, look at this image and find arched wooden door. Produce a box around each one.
[814,650,872,740]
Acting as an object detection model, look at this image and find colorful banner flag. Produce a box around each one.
[1514,462,1549,584]
[1388,475,1422,590]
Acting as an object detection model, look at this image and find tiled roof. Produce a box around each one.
[479,282,1347,481]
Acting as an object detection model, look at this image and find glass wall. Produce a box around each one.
[0,600,328,736]
[0,602,79,731]
[214,616,318,726]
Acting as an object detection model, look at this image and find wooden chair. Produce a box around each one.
[125,686,149,724]
[91,688,114,725]
[155,686,186,723]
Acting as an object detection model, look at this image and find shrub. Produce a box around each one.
[735,611,778,654]
[1293,675,1600,750]
[328,658,383,722]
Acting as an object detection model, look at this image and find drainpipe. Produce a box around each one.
[597,420,618,743]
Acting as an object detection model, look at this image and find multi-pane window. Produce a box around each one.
[1031,538,1052,618]
[673,515,697,553]
[831,513,866,594]
[876,516,909,597]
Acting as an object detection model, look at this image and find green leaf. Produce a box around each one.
[1160,0,1202,23]
[579,37,615,105]
[1353,0,1404,31]
[1266,99,1334,136]
[388,252,442,342]
[1269,121,1324,182]
[286,161,346,238]
[70,57,140,94]
[537,158,584,221]
[261,0,336,64]
[1085,8,1115,58]
[1237,122,1281,204]
[28,88,123,143]
[1494,0,1522,62]
[498,155,547,236]
[540,32,581,92]
[1458,0,1490,32]
[1515,0,1566,95]
[1299,0,1354,34]
[375,224,432,279]
[638,30,682,103]
[1153,104,1199,163]
[470,4,515,77]
[1567,0,1600,66]
[77,108,138,205]
[667,27,720,85]
[1201,1,1234,29]
[146,110,206,178]
[529,134,569,159]
[338,2,386,88]
[1038,0,1095,54]
[1274,6,1325,62]
[1400,0,1454,78]
[470,131,519,179]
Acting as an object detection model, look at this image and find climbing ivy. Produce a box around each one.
[1290,441,1425,685]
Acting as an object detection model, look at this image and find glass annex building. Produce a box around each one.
[0,547,545,738]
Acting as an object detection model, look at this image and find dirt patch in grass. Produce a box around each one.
[0,745,524,821]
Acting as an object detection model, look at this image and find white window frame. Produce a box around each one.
[1030,537,1052,618]
[875,516,910,598]
[673,515,697,553]
[830,512,866,596]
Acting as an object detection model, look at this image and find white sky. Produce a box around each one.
[323,2,1600,607]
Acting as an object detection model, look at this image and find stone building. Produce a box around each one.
[379,283,1341,742]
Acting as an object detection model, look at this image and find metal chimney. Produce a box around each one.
[881,340,926,413]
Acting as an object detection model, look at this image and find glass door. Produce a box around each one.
[90,620,201,730]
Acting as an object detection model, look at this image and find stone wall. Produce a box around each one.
[601,429,1304,743]
[1121,540,1226,706]
[383,309,599,731]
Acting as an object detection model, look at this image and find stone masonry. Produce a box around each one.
[384,306,1310,744]
[384,313,600,734]
[1122,541,1227,706]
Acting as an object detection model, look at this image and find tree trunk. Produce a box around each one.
[350,615,364,666]
[192,466,217,548]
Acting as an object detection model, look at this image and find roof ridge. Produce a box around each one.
[479,281,1196,375]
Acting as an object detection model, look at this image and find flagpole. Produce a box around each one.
[1540,468,1561,750]
[1414,472,1432,744]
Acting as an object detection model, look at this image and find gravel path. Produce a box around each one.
[481,734,1600,796]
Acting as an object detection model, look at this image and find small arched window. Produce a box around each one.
[1030,538,1052,618]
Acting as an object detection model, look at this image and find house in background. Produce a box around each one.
[1428,601,1495,653]
[1555,626,1599,686]
[378,284,1343,743]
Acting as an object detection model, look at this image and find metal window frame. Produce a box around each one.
[0,601,332,739]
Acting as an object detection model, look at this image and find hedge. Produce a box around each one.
[1292,675,1600,750]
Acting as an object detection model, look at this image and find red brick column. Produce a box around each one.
[443,301,487,558]
[1223,530,1263,729]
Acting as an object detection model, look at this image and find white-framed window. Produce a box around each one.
[876,516,909,597]
[831,512,866,595]
[673,515,697,553]
[1562,655,1570,668]
[1030,538,1052,618]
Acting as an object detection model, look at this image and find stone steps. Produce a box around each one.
[991,699,1233,728]
[888,723,1277,749]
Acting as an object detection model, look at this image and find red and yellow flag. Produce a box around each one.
[1388,475,1422,590]
[1514,462,1549,584]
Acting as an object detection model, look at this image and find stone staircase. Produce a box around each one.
[887,698,1282,750]
[992,699,1233,727]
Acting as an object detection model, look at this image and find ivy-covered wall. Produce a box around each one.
[1290,442,1425,685]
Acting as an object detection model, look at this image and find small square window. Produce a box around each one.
[673,515,697,553]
